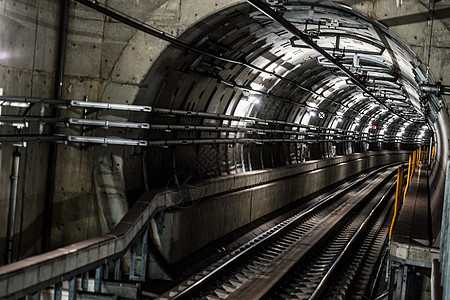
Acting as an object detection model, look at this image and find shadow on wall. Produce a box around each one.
[380,7,450,27]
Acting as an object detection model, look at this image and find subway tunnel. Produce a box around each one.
[129,1,445,187]
[0,0,449,298]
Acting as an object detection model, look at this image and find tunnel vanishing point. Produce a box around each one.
[0,0,449,299]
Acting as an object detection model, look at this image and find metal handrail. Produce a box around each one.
[0,189,171,298]
[0,151,408,298]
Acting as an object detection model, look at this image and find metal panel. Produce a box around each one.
[440,160,450,299]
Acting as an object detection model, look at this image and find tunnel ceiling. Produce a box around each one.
[132,1,440,151]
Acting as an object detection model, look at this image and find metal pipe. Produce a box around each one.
[419,83,450,96]
[0,95,68,107]
[74,0,390,121]
[246,0,411,123]
[151,107,360,135]
[42,0,70,253]
[0,95,153,111]
[4,149,20,264]
[144,137,361,147]
[148,123,351,138]
[443,85,450,95]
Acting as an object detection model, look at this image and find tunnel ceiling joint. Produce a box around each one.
[246,0,424,124]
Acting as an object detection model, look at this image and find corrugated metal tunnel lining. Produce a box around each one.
[128,2,437,189]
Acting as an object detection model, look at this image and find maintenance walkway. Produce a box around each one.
[389,148,443,299]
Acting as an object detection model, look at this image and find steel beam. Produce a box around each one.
[72,0,362,116]
[94,266,102,293]
[114,259,121,281]
[246,0,411,122]
[68,277,76,300]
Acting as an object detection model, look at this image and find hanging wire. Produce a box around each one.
[76,0,417,123]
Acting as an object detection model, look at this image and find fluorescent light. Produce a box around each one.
[1,101,30,108]
[306,101,318,108]
[70,101,152,112]
[67,136,148,146]
[248,95,260,104]
[68,118,150,129]
[250,82,264,91]
[234,99,251,117]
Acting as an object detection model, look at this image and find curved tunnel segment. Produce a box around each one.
[0,0,449,298]
[125,1,447,190]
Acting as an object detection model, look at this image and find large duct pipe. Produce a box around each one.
[4,149,20,264]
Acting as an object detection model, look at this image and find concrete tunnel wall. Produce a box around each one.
[157,150,409,265]
[0,0,449,266]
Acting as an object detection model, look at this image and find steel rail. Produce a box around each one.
[309,180,397,299]
[170,164,395,300]
[229,167,397,300]
[0,152,396,298]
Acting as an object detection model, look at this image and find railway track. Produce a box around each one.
[157,165,399,300]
